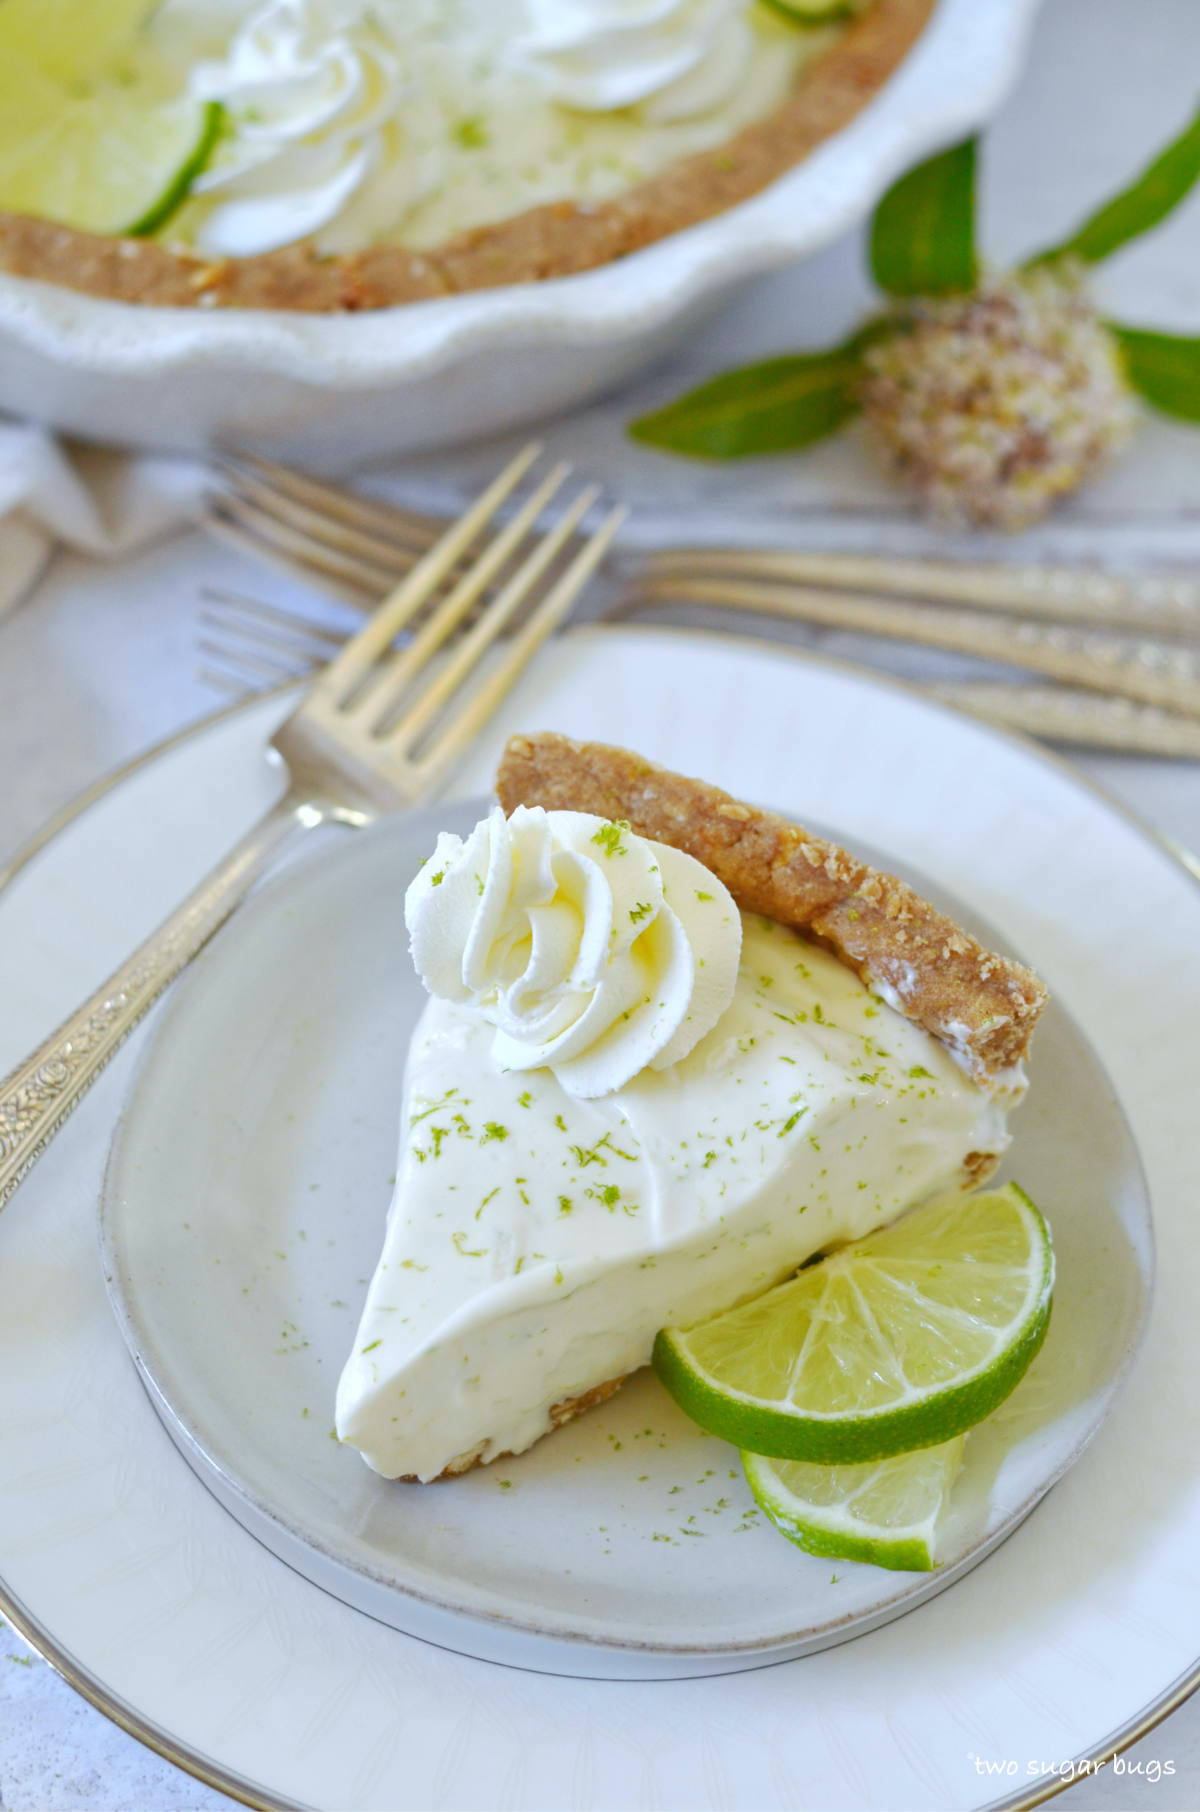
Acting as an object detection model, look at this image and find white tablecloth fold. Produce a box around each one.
[0,423,203,619]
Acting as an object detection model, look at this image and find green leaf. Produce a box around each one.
[629,334,869,461]
[1111,325,1200,422]
[869,139,977,297]
[1028,102,1200,267]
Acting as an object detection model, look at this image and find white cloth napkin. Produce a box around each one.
[0,422,203,620]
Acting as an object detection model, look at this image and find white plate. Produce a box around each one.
[3,626,1200,1811]
[99,800,1151,1678]
[0,0,1040,458]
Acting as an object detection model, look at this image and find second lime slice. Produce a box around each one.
[743,1437,966,1572]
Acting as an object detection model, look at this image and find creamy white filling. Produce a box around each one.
[153,0,829,252]
[336,915,1013,1481]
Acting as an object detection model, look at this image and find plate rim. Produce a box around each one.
[2,624,1198,1810]
[96,795,1154,1663]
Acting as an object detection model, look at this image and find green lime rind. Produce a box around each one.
[742,1439,965,1572]
[654,1292,1051,1462]
[653,1184,1055,1465]
[125,99,222,237]
[760,0,856,23]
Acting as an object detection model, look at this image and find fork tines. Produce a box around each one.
[202,446,624,785]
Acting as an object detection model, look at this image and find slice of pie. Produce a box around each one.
[335,736,1045,1482]
[0,0,934,311]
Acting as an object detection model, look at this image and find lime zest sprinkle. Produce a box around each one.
[591,819,631,858]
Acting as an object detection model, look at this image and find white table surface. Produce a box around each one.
[3,1,1200,1806]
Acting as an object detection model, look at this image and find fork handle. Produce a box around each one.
[0,795,313,1212]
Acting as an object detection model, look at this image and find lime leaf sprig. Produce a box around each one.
[1110,327,1200,422]
[630,325,882,459]
[1028,100,1200,267]
[631,103,1200,462]
[869,137,977,297]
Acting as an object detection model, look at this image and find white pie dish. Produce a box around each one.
[98,793,1151,1678]
[0,0,1042,463]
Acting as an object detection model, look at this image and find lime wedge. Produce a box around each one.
[0,0,157,86]
[743,1437,965,1572]
[654,1183,1054,1463]
[0,51,220,238]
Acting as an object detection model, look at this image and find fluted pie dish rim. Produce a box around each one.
[0,0,1041,393]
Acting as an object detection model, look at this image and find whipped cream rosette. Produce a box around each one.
[185,0,433,255]
[517,0,755,122]
[405,805,741,1097]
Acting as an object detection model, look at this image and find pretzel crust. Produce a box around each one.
[496,733,1046,1083]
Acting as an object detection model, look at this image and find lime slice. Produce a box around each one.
[0,0,157,86]
[654,1183,1054,1463]
[0,51,220,238]
[743,1437,965,1572]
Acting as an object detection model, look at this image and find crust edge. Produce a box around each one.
[496,731,1047,1083]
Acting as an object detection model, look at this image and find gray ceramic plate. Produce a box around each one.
[100,799,1152,1679]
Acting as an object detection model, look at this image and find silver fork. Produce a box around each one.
[195,587,1200,764]
[204,453,1200,743]
[0,446,623,1210]
[207,452,1200,637]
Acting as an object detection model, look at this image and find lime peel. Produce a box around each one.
[126,101,223,237]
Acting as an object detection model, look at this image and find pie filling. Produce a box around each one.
[115,0,846,257]
[336,901,1013,1484]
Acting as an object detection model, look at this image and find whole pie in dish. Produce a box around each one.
[0,0,934,311]
[335,735,1046,1483]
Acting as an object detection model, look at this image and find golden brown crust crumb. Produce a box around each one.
[401,1375,627,1482]
[496,733,1047,1082]
[0,0,933,312]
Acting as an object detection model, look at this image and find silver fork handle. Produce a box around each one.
[625,577,1200,718]
[0,795,315,1211]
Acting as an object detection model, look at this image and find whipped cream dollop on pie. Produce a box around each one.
[337,748,1043,1484]
[406,804,741,1097]
[184,0,429,257]
[518,0,756,122]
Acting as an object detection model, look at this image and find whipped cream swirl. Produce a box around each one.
[518,0,755,122]
[187,0,423,257]
[406,805,742,1098]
